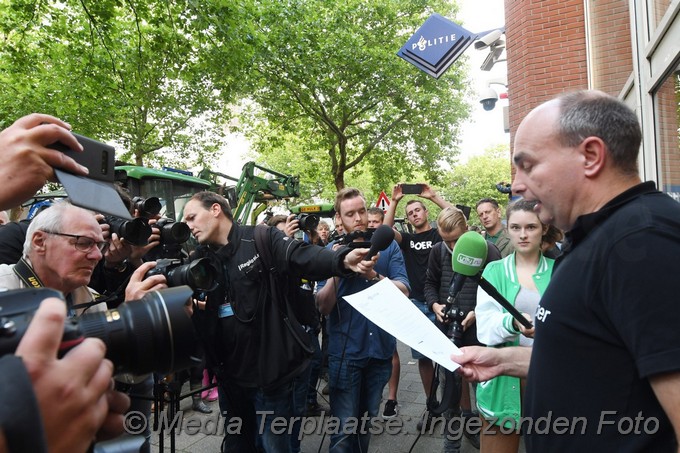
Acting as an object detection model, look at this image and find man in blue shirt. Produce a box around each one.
[317,187,410,453]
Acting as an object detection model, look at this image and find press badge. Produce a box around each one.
[218,302,234,318]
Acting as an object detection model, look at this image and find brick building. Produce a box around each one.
[503,0,679,198]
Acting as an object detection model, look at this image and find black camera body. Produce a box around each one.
[443,295,466,345]
[294,213,319,232]
[145,258,217,292]
[334,228,375,249]
[0,287,199,375]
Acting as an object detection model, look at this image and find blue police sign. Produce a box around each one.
[398,13,476,79]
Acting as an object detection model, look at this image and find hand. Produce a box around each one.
[104,233,132,268]
[451,346,508,382]
[342,247,378,275]
[15,297,129,453]
[419,183,436,200]
[284,214,300,238]
[432,302,446,323]
[513,313,535,338]
[391,184,404,202]
[0,114,88,210]
[461,310,476,331]
[124,261,167,301]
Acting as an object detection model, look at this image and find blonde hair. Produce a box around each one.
[436,207,467,233]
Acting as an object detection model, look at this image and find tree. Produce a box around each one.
[0,0,251,167]
[440,145,512,226]
[237,0,472,194]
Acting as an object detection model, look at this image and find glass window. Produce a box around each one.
[587,0,633,94]
[655,68,680,201]
[647,0,673,34]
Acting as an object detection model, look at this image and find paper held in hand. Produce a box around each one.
[342,278,462,371]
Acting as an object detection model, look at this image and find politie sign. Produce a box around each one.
[398,13,476,79]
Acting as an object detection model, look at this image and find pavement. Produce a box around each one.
[148,340,525,452]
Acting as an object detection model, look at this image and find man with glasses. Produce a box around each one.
[0,201,165,313]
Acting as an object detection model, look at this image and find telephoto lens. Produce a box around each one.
[0,287,200,375]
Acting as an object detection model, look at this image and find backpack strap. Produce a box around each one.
[254,224,274,275]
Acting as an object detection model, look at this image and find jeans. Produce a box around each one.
[290,360,313,453]
[218,379,293,453]
[328,356,392,453]
[306,329,323,405]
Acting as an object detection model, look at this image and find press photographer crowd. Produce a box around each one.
[2,90,680,453]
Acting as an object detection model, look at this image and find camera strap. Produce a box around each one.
[13,257,101,315]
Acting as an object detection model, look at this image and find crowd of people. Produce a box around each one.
[1,89,679,453]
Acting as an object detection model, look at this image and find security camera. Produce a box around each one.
[474,29,505,50]
[479,87,499,111]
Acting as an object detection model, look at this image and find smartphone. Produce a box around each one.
[401,183,423,195]
[47,132,115,182]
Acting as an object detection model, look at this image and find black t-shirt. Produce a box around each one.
[525,182,680,452]
[399,228,441,300]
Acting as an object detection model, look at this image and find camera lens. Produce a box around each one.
[165,258,216,290]
[133,196,162,218]
[158,219,191,244]
[75,286,198,375]
[105,216,152,246]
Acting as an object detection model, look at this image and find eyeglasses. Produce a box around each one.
[42,231,109,254]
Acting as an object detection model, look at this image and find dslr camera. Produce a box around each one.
[145,258,218,292]
[0,287,200,375]
[294,213,319,232]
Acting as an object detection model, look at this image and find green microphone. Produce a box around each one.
[452,231,533,329]
[451,231,488,276]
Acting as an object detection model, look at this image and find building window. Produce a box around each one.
[655,69,680,201]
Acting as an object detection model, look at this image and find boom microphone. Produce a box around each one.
[452,231,532,329]
[364,225,395,261]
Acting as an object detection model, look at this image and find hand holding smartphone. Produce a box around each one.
[401,183,424,195]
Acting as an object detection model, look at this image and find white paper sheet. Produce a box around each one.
[342,278,461,371]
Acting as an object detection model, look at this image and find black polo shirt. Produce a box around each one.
[525,182,680,452]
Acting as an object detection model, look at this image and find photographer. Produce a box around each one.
[182,191,374,453]
[0,114,128,453]
[424,207,500,451]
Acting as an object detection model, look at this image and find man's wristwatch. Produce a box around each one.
[370,272,381,282]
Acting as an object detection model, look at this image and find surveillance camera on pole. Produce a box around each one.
[474,29,505,50]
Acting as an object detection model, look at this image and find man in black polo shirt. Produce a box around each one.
[453,90,680,451]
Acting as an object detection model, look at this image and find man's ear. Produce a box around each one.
[581,136,607,177]
[32,232,48,255]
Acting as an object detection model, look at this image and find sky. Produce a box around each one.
[456,0,509,161]
[217,0,509,173]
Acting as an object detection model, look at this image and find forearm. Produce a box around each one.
[498,347,532,378]
[383,199,398,227]
[316,278,338,315]
[429,193,453,210]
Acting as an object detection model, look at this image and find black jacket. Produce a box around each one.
[192,223,352,387]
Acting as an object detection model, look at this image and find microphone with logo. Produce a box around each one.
[451,231,533,330]
[363,224,395,261]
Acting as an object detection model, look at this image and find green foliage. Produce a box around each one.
[0,0,249,167]
[440,144,512,226]
[239,0,472,192]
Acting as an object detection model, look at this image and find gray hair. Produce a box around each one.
[556,90,641,176]
[23,201,76,256]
